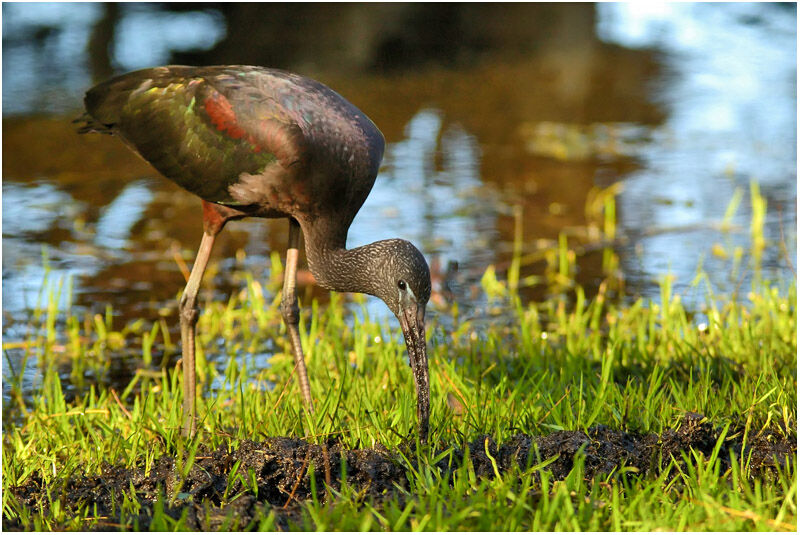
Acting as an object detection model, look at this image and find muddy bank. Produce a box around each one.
[5,414,795,531]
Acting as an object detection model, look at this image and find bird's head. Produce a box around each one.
[369,239,431,441]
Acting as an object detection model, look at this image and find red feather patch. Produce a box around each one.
[204,92,262,152]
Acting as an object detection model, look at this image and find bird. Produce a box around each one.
[78,65,432,440]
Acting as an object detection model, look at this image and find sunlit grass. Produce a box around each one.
[2,185,796,530]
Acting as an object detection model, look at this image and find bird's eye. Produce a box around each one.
[398,280,407,291]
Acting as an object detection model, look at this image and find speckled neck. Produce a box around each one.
[306,241,383,297]
[299,220,381,296]
[298,218,430,312]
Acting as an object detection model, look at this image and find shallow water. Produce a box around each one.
[2,3,796,401]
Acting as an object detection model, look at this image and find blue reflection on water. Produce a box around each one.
[2,3,226,116]
[93,181,154,251]
[350,108,498,323]
[113,5,226,70]
[2,2,100,115]
[597,2,796,296]
[2,182,83,314]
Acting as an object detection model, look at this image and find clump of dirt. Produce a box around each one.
[466,413,793,482]
[4,414,794,531]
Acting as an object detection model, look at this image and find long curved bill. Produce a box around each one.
[399,303,429,442]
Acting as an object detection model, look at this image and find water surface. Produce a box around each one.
[2,3,796,401]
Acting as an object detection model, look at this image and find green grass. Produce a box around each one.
[2,185,796,530]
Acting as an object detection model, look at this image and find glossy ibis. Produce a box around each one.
[78,66,431,440]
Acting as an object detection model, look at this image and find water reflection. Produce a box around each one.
[114,5,225,70]
[2,181,83,315]
[351,108,499,320]
[2,2,99,115]
[93,180,153,251]
[598,2,796,294]
[371,111,497,257]
[2,2,227,116]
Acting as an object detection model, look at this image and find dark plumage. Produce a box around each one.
[79,65,431,440]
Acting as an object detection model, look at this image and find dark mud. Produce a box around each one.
[5,414,795,531]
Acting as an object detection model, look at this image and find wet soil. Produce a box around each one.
[5,413,794,531]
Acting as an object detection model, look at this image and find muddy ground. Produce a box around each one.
[5,413,795,530]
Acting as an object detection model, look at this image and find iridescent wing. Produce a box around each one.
[83,66,301,205]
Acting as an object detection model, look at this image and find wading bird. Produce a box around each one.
[79,65,431,440]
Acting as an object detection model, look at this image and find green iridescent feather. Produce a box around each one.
[98,77,277,205]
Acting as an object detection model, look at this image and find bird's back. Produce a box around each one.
[81,66,385,222]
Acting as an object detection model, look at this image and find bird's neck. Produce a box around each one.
[302,225,381,296]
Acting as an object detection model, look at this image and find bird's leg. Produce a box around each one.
[179,231,216,436]
[280,220,331,489]
[281,218,315,413]
[179,201,232,437]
